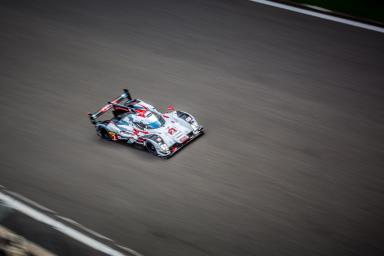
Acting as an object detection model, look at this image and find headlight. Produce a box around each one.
[160,144,169,152]
[191,122,199,131]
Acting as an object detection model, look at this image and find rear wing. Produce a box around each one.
[88,89,132,124]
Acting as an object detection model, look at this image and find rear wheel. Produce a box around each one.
[99,129,111,140]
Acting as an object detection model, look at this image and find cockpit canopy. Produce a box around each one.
[119,111,165,129]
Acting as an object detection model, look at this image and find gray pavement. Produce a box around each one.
[0,205,106,256]
[0,0,384,255]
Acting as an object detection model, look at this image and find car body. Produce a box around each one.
[88,89,204,158]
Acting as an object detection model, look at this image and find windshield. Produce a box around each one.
[134,111,165,129]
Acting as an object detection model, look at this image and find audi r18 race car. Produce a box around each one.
[88,89,204,158]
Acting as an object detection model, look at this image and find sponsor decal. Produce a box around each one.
[137,137,146,143]
[180,135,188,143]
[167,105,175,111]
[136,109,146,117]
[133,128,148,135]
[108,132,118,141]
[100,104,111,112]
[168,128,177,135]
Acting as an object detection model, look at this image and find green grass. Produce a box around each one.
[291,0,384,24]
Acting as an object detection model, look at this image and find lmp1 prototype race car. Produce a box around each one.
[88,89,204,158]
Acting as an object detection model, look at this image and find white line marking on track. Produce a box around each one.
[0,191,143,256]
[302,4,331,13]
[57,215,113,241]
[249,0,384,33]
[6,190,56,214]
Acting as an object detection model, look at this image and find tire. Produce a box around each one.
[146,141,158,156]
[99,129,111,140]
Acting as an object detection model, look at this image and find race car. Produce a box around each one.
[88,89,204,158]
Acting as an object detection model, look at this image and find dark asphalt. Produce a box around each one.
[0,205,107,256]
[0,0,384,255]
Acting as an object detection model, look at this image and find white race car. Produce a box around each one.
[88,89,204,158]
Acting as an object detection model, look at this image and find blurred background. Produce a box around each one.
[0,0,384,255]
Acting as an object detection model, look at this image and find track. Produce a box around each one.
[0,0,384,255]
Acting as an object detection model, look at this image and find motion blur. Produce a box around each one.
[0,0,384,255]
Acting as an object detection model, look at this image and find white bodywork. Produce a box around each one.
[102,99,203,157]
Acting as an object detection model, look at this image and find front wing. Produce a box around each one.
[164,127,204,158]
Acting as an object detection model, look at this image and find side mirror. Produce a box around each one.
[167,105,175,112]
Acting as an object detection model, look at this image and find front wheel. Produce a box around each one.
[146,141,158,156]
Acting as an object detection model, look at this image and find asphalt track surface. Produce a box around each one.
[0,0,384,255]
